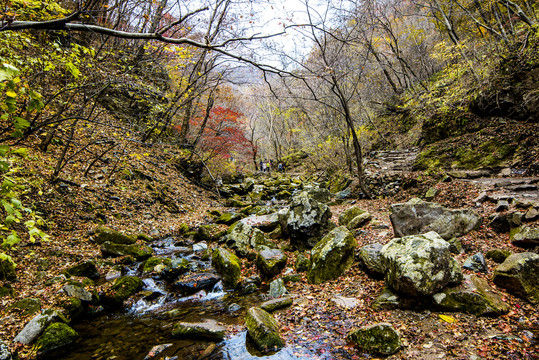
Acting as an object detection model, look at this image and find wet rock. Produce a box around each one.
[286,192,334,250]
[173,272,221,295]
[100,241,153,260]
[347,323,402,356]
[294,253,310,273]
[192,241,208,253]
[0,339,11,360]
[390,198,481,240]
[62,260,100,280]
[308,226,357,284]
[245,307,285,352]
[94,227,136,245]
[0,254,16,281]
[381,231,462,296]
[510,226,539,248]
[143,257,172,276]
[489,212,523,233]
[163,258,191,281]
[358,243,384,276]
[462,252,488,273]
[493,252,539,304]
[432,275,509,316]
[261,296,293,312]
[102,276,143,308]
[143,344,172,360]
[14,309,67,345]
[486,249,512,263]
[35,322,78,354]
[172,319,226,341]
[269,278,287,298]
[212,248,241,289]
[256,249,288,278]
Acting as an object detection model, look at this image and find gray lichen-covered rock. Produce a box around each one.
[305,187,332,203]
[94,227,136,244]
[171,319,225,341]
[432,275,509,316]
[195,224,226,242]
[225,221,272,258]
[308,226,357,284]
[347,323,402,356]
[35,322,78,354]
[358,243,384,276]
[62,284,96,303]
[0,339,11,360]
[295,253,311,273]
[493,252,539,304]
[381,231,462,296]
[510,226,539,248]
[212,248,241,289]
[371,287,417,311]
[100,241,153,260]
[256,249,288,278]
[286,192,334,250]
[14,310,67,345]
[390,198,481,240]
[0,254,16,281]
[269,278,287,298]
[245,307,285,352]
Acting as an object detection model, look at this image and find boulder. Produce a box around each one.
[305,187,332,203]
[102,276,143,308]
[381,231,462,296]
[486,249,512,263]
[100,241,153,260]
[493,252,539,304]
[308,226,357,284]
[269,278,287,298]
[0,254,16,281]
[432,275,509,316]
[338,206,366,227]
[14,310,67,345]
[94,227,136,245]
[462,252,488,273]
[9,298,41,316]
[62,261,100,280]
[358,243,384,276]
[171,319,225,341]
[241,213,280,231]
[510,226,539,248]
[286,192,334,250]
[245,307,285,352]
[35,322,78,354]
[347,212,372,229]
[225,221,272,258]
[347,323,402,356]
[212,248,241,289]
[390,198,481,240]
[172,272,221,295]
[260,297,293,312]
[256,249,288,278]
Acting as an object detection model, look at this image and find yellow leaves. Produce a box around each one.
[438,314,457,323]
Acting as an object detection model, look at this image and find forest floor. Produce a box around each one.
[0,138,538,359]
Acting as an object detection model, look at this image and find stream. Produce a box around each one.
[54,236,318,360]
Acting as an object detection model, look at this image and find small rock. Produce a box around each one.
[331,296,359,309]
[269,278,287,298]
[245,307,285,352]
[172,320,225,341]
[143,343,173,360]
[260,297,293,312]
[347,323,402,356]
[462,253,488,273]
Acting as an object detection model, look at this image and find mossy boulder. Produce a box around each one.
[432,275,509,316]
[347,212,372,229]
[35,322,78,354]
[14,310,68,345]
[59,297,84,320]
[308,226,357,284]
[103,276,143,308]
[0,253,16,281]
[142,257,172,275]
[256,249,288,278]
[245,307,285,352]
[510,226,539,248]
[381,231,462,296]
[100,241,153,260]
[486,249,512,263]
[195,224,226,242]
[493,252,539,304]
[347,323,402,356]
[172,320,225,341]
[0,283,14,298]
[62,260,100,280]
[94,227,136,245]
[216,212,242,225]
[212,248,241,289]
[338,206,367,227]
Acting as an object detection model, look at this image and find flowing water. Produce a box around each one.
[53,237,318,360]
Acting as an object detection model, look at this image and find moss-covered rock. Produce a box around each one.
[295,253,311,273]
[0,253,16,281]
[268,278,287,298]
[212,248,241,289]
[510,226,539,248]
[35,322,78,353]
[216,212,242,225]
[103,276,143,308]
[14,309,68,345]
[486,249,512,263]
[245,307,285,352]
[59,297,84,321]
[347,323,402,356]
[338,206,367,227]
[256,249,287,278]
[172,320,225,341]
[195,224,226,242]
[0,283,14,298]
[9,298,41,316]
[143,257,172,275]
[94,227,136,245]
[308,226,357,284]
[347,212,372,230]
[62,260,100,280]
[260,297,293,312]
[100,241,153,260]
